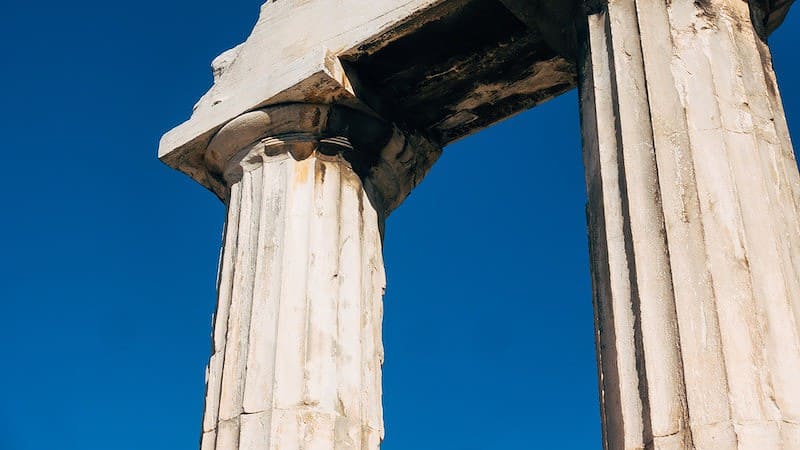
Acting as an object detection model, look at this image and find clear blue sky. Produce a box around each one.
[1,2,797,449]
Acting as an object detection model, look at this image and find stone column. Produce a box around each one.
[197,104,437,450]
[578,1,800,448]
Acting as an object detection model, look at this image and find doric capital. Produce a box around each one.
[206,104,388,179]
[205,103,440,215]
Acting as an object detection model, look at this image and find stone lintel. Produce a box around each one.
[159,0,449,196]
[159,48,367,198]
[159,0,580,198]
[160,0,794,199]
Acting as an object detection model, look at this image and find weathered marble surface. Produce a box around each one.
[160,0,793,201]
[159,0,436,199]
[160,0,583,198]
[203,151,385,450]
[158,1,797,449]
[198,104,423,450]
[579,0,800,448]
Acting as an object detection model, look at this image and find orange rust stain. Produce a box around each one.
[294,159,311,185]
[315,160,326,185]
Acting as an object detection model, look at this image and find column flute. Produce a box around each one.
[198,103,438,449]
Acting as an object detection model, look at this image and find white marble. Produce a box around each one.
[200,105,399,449]
[579,1,800,448]
[158,2,799,449]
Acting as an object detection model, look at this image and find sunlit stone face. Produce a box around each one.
[159,0,798,448]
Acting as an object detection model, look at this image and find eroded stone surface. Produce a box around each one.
[160,0,793,199]
[158,1,798,449]
[201,105,391,450]
[160,0,581,196]
[579,1,800,448]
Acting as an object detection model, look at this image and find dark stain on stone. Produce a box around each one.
[316,159,326,185]
[582,0,607,15]
[344,0,578,145]
[694,0,718,21]
[311,107,321,128]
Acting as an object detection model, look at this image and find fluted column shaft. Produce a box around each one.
[578,1,800,448]
[202,147,385,450]
[193,103,441,450]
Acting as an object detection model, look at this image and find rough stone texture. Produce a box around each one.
[159,0,798,449]
[159,0,441,199]
[202,104,440,215]
[343,0,578,143]
[751,0,796,34]
[160,0,793,200]
[200,104,402,449]
[578,0,800,448]
[159,0,586,198]
[159,0,792,196]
